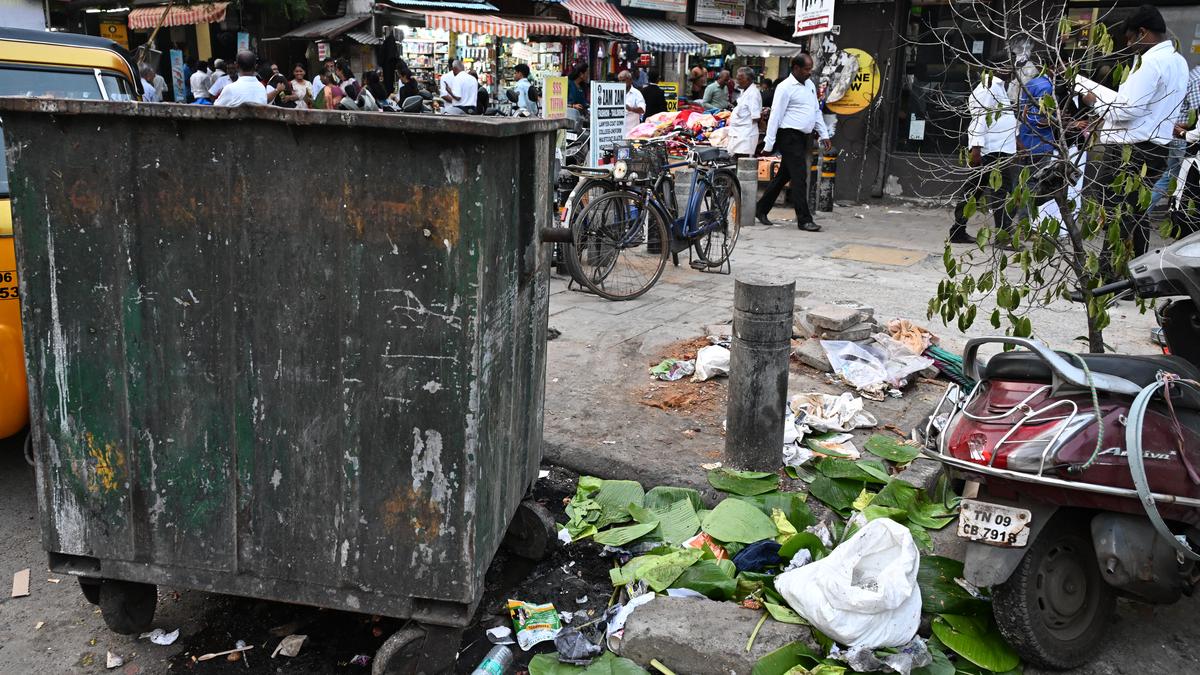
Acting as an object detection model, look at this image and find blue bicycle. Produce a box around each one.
[566,136,740,301]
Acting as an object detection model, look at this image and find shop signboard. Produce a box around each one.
[659,81,678,112]
[543,76,568,119]
[825,48,880,115]
[99,21,129,49]
[624,0,687,12]
[589,81,626,167]
[317,42,330,60]
[169,49,186,103]
[794,0,834,37]
[694,0,746,27]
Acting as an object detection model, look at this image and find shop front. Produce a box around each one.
[688,24,803,90]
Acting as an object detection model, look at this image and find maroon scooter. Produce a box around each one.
[923,232,1200,669]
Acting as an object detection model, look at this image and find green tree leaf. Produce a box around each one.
[701,499,779,543]
[707,468,780,496]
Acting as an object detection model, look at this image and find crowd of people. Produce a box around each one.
[140,49,537,116]
[953,4,1200,271]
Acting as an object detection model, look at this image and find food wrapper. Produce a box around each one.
[682,532,728,560]
[507,599,562,650]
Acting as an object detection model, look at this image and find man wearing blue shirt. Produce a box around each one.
[1016,69,1055,225]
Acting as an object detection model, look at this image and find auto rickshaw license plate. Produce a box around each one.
[957,500,1031,547]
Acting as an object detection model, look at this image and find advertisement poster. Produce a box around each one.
[169,49,186,102]
[99,21,129,49]
[589,81,626,167]
[825,48,880,115]
[694,0,746,27]
[794,0,834,37]
[237,32,250,52]
[658,81,678,113]
[543,76,568,119]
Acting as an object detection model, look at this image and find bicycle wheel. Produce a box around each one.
[692,171,741,268]
[566,190,669,301]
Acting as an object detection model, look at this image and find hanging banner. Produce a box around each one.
[237,31,250,52]
[794,0,835,37]
[694,0,747,27]
[589,81,626,167]
[658,81,678,113]
[169,49,187,103]
[825,48,880,115]
[543,76,568,119]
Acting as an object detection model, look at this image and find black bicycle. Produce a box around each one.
[565,135,740,301]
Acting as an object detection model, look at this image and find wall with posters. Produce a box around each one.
[694,0,746,27]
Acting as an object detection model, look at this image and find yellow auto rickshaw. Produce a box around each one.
[0,27,140,439]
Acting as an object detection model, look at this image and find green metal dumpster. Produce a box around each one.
[0,99,564,671]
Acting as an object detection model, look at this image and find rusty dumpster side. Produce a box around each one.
[0,99,563,627]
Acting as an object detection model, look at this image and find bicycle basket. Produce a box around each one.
[611,141,667,182]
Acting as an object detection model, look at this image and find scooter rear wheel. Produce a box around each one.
[992,513,1115,669]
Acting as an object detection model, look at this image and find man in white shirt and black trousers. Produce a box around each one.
[756,54,831,232]
[949,69,1017,244]
[1084,4,1188,269]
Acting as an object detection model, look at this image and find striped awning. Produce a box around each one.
[627,17,705,53]
[689,25,803,57]
[414,11,578,38]
[561,0,630,35]
[127,2,229,30]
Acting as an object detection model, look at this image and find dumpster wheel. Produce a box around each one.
[98,579,157,635]
[371,626,426,675]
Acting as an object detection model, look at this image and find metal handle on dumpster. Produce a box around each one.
[541,227,573,244]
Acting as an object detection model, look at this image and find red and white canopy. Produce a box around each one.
[418,10,579,39]
[128,2,229,30]
[561,0,630,35]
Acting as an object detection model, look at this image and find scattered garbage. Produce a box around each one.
[682,532,728,560]
[575,595,589,605]
[198,645,254,662]
[271,634,307,658]
[555,629,603,665]
[731,540,783,573]
[508,599,562,650]
[487,626,516,645]
[776,518,921,648]
[791,392,878,434]
[140,628,180,646]
[350,654,372,667]
[105,651,123,669]
[822,339,933,397]
[10,568,30,598]
[471,645,514,675]
[831,638,932,675]
[692,345,730,382]
[227,640,248,662]
[605,592,655,647]
[649,358,695,381]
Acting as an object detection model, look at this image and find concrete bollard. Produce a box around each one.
[725,276,795,471]
[736,157,757,230]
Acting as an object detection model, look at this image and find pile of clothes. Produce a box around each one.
[628,109,733,144]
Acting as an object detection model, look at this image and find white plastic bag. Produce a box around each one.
[776,518,921,648]
[693,345,730,382]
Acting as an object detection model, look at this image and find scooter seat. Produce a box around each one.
[984,352,1200,409]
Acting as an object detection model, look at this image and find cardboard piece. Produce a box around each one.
[11,568,30,598]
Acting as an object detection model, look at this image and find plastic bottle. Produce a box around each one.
[470,646,513,675]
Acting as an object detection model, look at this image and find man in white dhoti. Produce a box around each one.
[728,67,762,158]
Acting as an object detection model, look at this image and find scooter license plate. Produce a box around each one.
[957,500,1031,548]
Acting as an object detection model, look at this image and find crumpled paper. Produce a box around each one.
[791,392,879,433]
[887,319,938,355]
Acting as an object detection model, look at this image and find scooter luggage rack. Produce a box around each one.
[926,381,1080,476]
[921,340,1200,510]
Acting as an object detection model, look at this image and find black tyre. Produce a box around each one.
[98,580,157,635]
[692,171,741,267]
[992,513,1115,669]
[566,191,669,301]
[79,577,101,605]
